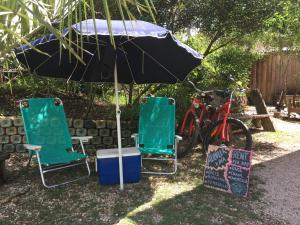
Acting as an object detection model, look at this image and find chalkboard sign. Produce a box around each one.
[207,146,229,169]
[230,149,251,169]
[203,145,252,197]
[227,165,250,196]
[203,167,229,192]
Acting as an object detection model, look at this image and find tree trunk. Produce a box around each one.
[149,84,165,95]
[133,84,153,104]
[128,84,133,105]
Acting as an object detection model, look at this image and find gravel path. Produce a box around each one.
[252,118,300,225]
[253,151,300,225]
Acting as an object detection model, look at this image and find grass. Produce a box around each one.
[0,146,286,225]
[253,130,300,144]
[2,122,298,225]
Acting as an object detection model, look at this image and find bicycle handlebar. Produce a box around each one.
[186,79,202,93]
[186,78,247,97]
[186,79,215,95]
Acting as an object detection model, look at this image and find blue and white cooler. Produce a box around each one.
[95,147,141,185]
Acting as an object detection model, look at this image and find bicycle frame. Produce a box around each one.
[180,97,206,136]
[180,90,235,143]
[210,91,234,142]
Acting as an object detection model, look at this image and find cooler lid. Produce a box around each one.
[96,147,140,159]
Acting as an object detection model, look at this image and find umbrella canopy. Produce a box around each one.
[15,19,202,83]
[15,19,202,190]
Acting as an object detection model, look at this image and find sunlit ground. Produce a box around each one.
[1,118,299,225]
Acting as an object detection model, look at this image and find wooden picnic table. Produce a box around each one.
[286,95,300,117]
[232,89,276,132]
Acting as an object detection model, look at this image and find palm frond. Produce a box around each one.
[0,0,155,67]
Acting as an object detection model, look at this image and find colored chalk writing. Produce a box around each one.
[203,146,252,197]
[203,168,229,191]
[231,149,251,169]
[227,164,250,196]
[207,146,229,169]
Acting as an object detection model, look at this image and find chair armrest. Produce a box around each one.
[131,133,138,139]
[24,144,42,151]
[72,136,93,143]
[175,135,182,142]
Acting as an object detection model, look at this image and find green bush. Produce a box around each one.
[211,46,260,89]
[156,37,260,122]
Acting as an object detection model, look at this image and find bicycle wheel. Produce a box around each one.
[203,118,252,153]
[177,112,200,158]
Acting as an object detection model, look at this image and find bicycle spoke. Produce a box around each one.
[205,118,252,153]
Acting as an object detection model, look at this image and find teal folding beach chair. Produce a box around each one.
[20,98,91,188]
[132,97,182,174]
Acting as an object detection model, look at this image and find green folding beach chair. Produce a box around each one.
[20,98,91,188]
[132,97,182,174]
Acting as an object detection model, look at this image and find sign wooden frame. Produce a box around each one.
[203,145,253,197]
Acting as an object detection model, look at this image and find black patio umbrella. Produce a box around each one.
[15,19,202,189]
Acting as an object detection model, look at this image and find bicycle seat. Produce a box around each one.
[206,105,216,113]
[200,93,214,103]
[214,89,231,98]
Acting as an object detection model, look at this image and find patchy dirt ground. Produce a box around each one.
[0,117,299,225]
[250,118,300,225]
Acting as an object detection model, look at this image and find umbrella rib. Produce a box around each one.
[32,49,79,82]
[120,45,136,83]
[67,60,79,82]
[79,44,130,82]
[33,50,60,72]
[80,36,107,45]
[19,49,31,70]
[80,48,99,81]
[119,36,139,45]
[31,46,94,73]
[79,41,107,46]
[142,51,145,75]
[126,41,179,81]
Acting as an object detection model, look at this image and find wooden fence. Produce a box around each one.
[251,53,300,104]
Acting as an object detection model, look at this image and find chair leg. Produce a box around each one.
[139,137,180,175]
[36,153,91,188]
[141,143,178,175]
[141,156,177,175]
[85,158,91,176]
[26,152,33,167]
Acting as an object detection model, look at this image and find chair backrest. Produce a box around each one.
[138,97,175,150]
[20,98,72,157]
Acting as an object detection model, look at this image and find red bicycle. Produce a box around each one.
[177,79,252,158]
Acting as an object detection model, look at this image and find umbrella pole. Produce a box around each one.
[114,60,124,190]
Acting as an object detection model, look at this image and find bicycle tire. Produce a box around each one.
[203,118,252,153]
[177,113,200,158]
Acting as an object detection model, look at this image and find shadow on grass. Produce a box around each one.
[0,156,154,225]
[123,174,264,225]
[124,150,299,225]
[1,147,296,225]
